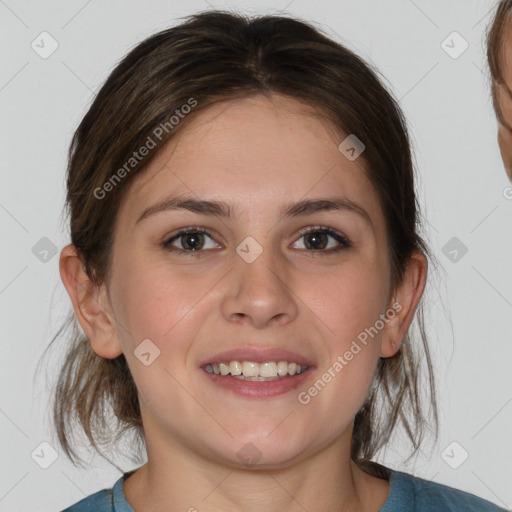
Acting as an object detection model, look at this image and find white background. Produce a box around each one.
[1,0,511,510]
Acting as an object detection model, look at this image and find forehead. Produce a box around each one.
[136,94,351,183]
[117,94,382,226]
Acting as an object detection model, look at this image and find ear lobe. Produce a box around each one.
[59,243,123,359]
[380,249,427,358]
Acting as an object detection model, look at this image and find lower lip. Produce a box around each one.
[200,367,315,398]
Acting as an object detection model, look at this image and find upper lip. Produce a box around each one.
[199,347,316,367]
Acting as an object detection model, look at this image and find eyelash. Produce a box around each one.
[162,225,352,257]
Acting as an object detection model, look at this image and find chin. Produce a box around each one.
[213,436,310,469]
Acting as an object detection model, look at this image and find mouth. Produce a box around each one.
[199,357,315,399]
[202,360,310,381]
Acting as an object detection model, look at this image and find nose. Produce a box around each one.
[220,242,298,329]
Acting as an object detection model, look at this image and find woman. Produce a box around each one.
[52,10,506,511]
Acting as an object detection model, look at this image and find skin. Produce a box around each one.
[495,17,512,181]
[60,93,426,512]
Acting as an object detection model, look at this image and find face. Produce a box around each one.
[95,94,406,468]
[495,19,512,181]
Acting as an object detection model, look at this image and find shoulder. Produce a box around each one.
[386,470,509,512]
[60,488,113,511]
[60,469,137,512]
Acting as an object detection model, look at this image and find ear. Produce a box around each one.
[380,249,427,358]
[59,243,123,359]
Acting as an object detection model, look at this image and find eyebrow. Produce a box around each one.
[135,195,373,227]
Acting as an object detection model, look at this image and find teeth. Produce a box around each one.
[204,360,309,378]
[260,362,277,378]
[243,361,259,377]
[229,361,242,376]
[277,361,289,377]
[219,362,230,375]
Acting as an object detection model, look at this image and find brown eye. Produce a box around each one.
[163,227,220,255]
[292,226,352,252]
[161,225,351,257]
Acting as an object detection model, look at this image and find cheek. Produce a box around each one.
[300,269,386,419]
[112,265,211,409]
[300,261,388,348]
[113,260,209,350]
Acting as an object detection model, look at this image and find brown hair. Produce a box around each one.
[487,0,512,125]
[40,9,438,478]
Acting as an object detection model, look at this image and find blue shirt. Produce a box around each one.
[61,468,509,511]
